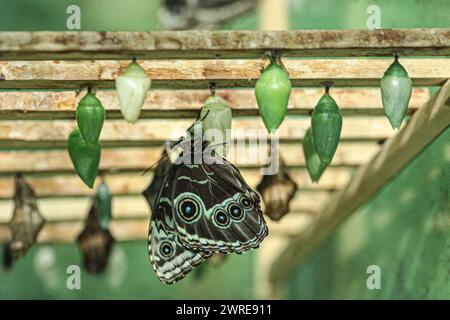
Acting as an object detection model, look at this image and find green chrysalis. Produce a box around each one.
[255,56,291,132]
[311,87,343,166]
[67,127,101,188]
[199,94,232,157]
[380,55,412,129]
[303,127,327,182]
[76,90,105,146]
[95,180,113,230]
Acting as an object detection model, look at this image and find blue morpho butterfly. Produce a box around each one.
[143,117,268,284]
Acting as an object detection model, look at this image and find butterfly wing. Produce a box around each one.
[145,156,212,285]
[148,203,212,284]
[143,156,171,212]
[143,141,179,212]
[170,152,268,254]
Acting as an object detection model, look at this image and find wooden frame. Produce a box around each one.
[0,168,354,199]
[0,59,447,89]
[0,88,429,120]
[0,213,314,243]
[0,143,376,173]
[0,29,449,60]
[0,190,329,224]
[0,116,408,148]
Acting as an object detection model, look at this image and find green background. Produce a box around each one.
[0,243,255,299]
[0,0,449,31]
[288,128,450,299]
[0,0,449,299]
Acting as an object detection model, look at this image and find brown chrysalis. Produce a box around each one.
[8,174,45,260]
[256,157,298,221]
[77,202,114,274]
[2,242,13,270]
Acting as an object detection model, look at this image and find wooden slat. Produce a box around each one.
[269,80,450,285]
[0,88,430,120]
[0,219,143,243]
[0,218,149,243]
[0,29,448,60]
[0,213,313,243]
[0,191,328,223]
[0,117,404,149]
[0,137,381,149]
[0,196,151,223]
[0,59,447,89]
[0,168,352,199]
[0,143,377,174]
[0,122,389,148]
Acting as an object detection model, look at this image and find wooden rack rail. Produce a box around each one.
[0,88,430,119]
[0,29,448,60]
[0,59,448,89]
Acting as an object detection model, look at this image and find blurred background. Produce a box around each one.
[0,0,449,31]
[0,0,449,299]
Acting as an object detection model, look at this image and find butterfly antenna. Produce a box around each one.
[141,157,165,176]
[200,109,210,121]
[186,122,195,133]
[140,139,182,176]
[208,141,229,148]
[203,141,230,157]
[190,109,210,127]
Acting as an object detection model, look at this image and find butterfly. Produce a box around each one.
[143,126,268,284]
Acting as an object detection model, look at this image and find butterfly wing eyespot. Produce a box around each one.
[212,208,231,228]
[238,194,253,210]
[227,202,245,221]
[159,241,175,259]
[175,193,203,223]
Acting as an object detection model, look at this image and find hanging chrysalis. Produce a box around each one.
[2,242,13,270]
[199,84,232,157]
[311,85,342,166]
[116,59,151,123]
[76,89,105,146]
[380,55,413,129]
[255,52,291,132]
[256,157,297,221]
[67,127,101,188]
[8,174,45,260]
[77,201,114,274]
[95,179,113,231]
[303,128,327,182]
